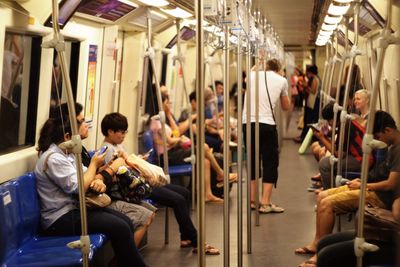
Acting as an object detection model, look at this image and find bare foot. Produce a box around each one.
[205,196,223,204]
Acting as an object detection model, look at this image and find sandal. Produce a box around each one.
[192,244,220,255]
[205,198,224,204]
[294,246,316,255]
[216,173,238,188]
[298,259,317,267]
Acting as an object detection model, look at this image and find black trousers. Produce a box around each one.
[243,123,279,185]
[149,184,197,245]
[44,208,146,267]
[317,231,397,267]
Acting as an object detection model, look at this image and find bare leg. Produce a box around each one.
[204,159,222,202]
[204,143,224,179]
[260,183,273,205]
[250,180,256,203]
[134,212,155,246]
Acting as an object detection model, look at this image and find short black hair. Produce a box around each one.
[101,112,128,136]
[189,91,196,102]
[373,111,397,134]
[215,80,223,87]
[321,102,335,121]
[50,102,83,119]
[306,65,318,75]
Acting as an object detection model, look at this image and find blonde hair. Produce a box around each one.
[355,89,370,103]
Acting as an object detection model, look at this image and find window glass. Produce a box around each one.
[50,41,80,108]
[0,32,41,155]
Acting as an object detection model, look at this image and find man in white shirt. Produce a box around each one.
[243,58,290,213]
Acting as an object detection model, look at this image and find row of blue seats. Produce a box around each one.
[0,173,106,267]
[0,131,192,266]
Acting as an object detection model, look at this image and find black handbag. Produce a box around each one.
[111,166,152,204]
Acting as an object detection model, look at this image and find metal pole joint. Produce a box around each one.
[67,235,91,254]
[354,237,379,257]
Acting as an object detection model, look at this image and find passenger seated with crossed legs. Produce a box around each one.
[100,112,220,255]
[295,111,400,267]
[153,95,238,202]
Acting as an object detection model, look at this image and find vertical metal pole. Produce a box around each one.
[356,1,395,266]
[195,0,206,265]
[245,1,253,253]
[146,7,170,244]
[254,43,260,226]
[330,17,348,189]
[336,1,362,187]
[175,19,196,210]
[319,43,332,121]
[47,1,89,266]
[236,34,244,267]
[223,1,230,266]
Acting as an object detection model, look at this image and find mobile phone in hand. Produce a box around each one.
[143,148,153,157]
[99,146,108,155]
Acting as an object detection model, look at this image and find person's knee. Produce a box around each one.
[317,191,328,204]
[146,212,156,227]
[319,197,334,213]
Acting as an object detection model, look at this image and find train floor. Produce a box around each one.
[141,113,324,267]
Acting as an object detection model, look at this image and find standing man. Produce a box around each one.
[243,58,291,213]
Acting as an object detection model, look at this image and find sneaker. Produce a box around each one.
[259,204,285,213]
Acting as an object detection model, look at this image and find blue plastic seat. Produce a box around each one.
[142,130,192,177]
[0,173,106,267]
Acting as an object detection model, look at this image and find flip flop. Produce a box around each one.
[298,259,317,267]
[192,244,220,255]
[295,246,316,255]
[216,173,238,188]
[205,198,224,204]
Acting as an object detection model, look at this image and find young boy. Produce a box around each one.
[100,112,220,255]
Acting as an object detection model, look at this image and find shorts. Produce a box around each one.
[325,185,385,214]
[108,200,154,230]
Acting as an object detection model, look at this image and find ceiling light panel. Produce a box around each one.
[136,0,169,7]
[161,7,192,18]
[327,3,350,16]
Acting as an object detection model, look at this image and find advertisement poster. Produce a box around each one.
[85,44,97,126]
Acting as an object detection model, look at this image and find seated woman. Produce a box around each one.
[34,114,146,267]
[151,113,237,203]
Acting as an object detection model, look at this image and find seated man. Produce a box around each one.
[99,111,220,254]
[296,111,400,267]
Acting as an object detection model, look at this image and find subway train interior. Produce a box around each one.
[0,0,399,266]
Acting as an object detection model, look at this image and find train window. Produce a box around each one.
[50,41,80,108]
[0,32,42,155]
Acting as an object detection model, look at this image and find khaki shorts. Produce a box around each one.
[325,185,385,214]
[108,200,154,230]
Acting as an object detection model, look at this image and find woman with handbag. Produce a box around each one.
[294,65,320,143]
[35,113,147,267]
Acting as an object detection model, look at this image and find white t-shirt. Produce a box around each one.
[242,70,288,125]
